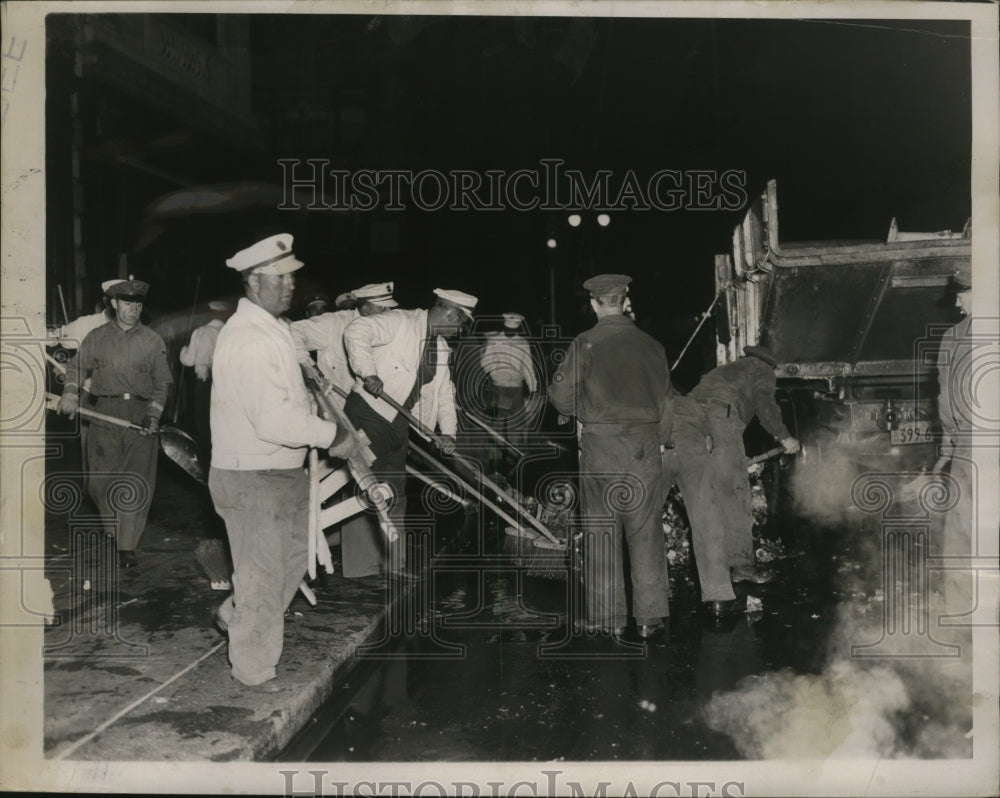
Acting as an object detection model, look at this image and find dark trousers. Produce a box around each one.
[340,392,409,578]
[86,397,158,552]
[485,383,526,474]
[703,406,754,568]
[579,429,669,629]
[663,440,737,602]
[194,376,213,468]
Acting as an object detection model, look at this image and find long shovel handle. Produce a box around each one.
[366,385,562,545]
[376,390,447,446]
[45,393,144,432]
[405,464,471,508]
[457,406,526,458]
[408,442,538,539]
[410,439,563,547]
[747,446,786,467]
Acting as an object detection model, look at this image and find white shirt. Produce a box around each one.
[211,298,337,470]
[289,309,359,405]
[343,308,458,436]
[180,319,225,380]
[53,311,111,350]
[480,332,538,391]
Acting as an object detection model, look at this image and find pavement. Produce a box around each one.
[42,434,429,762]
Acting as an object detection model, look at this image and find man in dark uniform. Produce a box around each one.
[57,279,173,568]
[688,346,800,585]
[548,274,674,642]
[661,394,738,616]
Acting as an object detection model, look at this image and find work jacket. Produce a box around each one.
[547,314,673,441]
[343,308,458,436]
[211,298,337,470]
[180,319,225,381]
[480,332,539,391]
[63,320,172,423]
[689,356,791,440]
[290,309,360,401]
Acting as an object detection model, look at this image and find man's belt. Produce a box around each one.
[91,393,149,401]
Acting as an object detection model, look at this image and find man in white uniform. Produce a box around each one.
[339,288,477,580]
[479,312,540,473]
[209,233,340,689]
[48,279,126,350]
[290,282,398,408]
[180,300,232,465]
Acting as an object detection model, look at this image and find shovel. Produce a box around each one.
[46,393,207,484]
[373,390,564,547]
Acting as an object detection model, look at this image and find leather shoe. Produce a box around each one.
[232,676,287,694]
[118,550,138,569]
[704,600,739,618]
[637,621,666,642]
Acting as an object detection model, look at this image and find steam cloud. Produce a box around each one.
[704,448,975,761]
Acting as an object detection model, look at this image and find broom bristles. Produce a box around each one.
[502,527,570,580]
[194,538,233,591]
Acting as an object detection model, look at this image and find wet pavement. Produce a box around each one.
[42,423,467,761]
[42,419,974,763]
[287,553,842,762]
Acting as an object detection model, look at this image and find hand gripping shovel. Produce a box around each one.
[45,392,206,484]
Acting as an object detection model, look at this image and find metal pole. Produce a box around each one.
[548,254,556,326]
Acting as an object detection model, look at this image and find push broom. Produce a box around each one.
[371,390,572,581]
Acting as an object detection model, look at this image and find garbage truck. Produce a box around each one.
[713,179,971,517]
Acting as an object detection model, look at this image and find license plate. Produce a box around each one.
[891,421,932,445]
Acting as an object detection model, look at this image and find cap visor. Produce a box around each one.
[256,257,305,276]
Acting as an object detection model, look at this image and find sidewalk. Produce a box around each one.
[42,443,424,761]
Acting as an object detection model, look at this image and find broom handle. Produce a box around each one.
[404,464,469,507]
[301,362,398,543]
[45,393,145,432]
[307,448,318,580]
[374,389,560,544]
[57,285,70,325]
[408,442,527,534]
[457,406,526,458]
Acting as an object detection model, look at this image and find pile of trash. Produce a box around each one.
[661,486,694,570]
[660,468,787,584]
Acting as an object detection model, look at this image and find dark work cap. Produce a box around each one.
[583,274,631,297]
[743,345,779,368]
[951,259,971,291]
[303,293,331,310]
[106,279,150,302]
